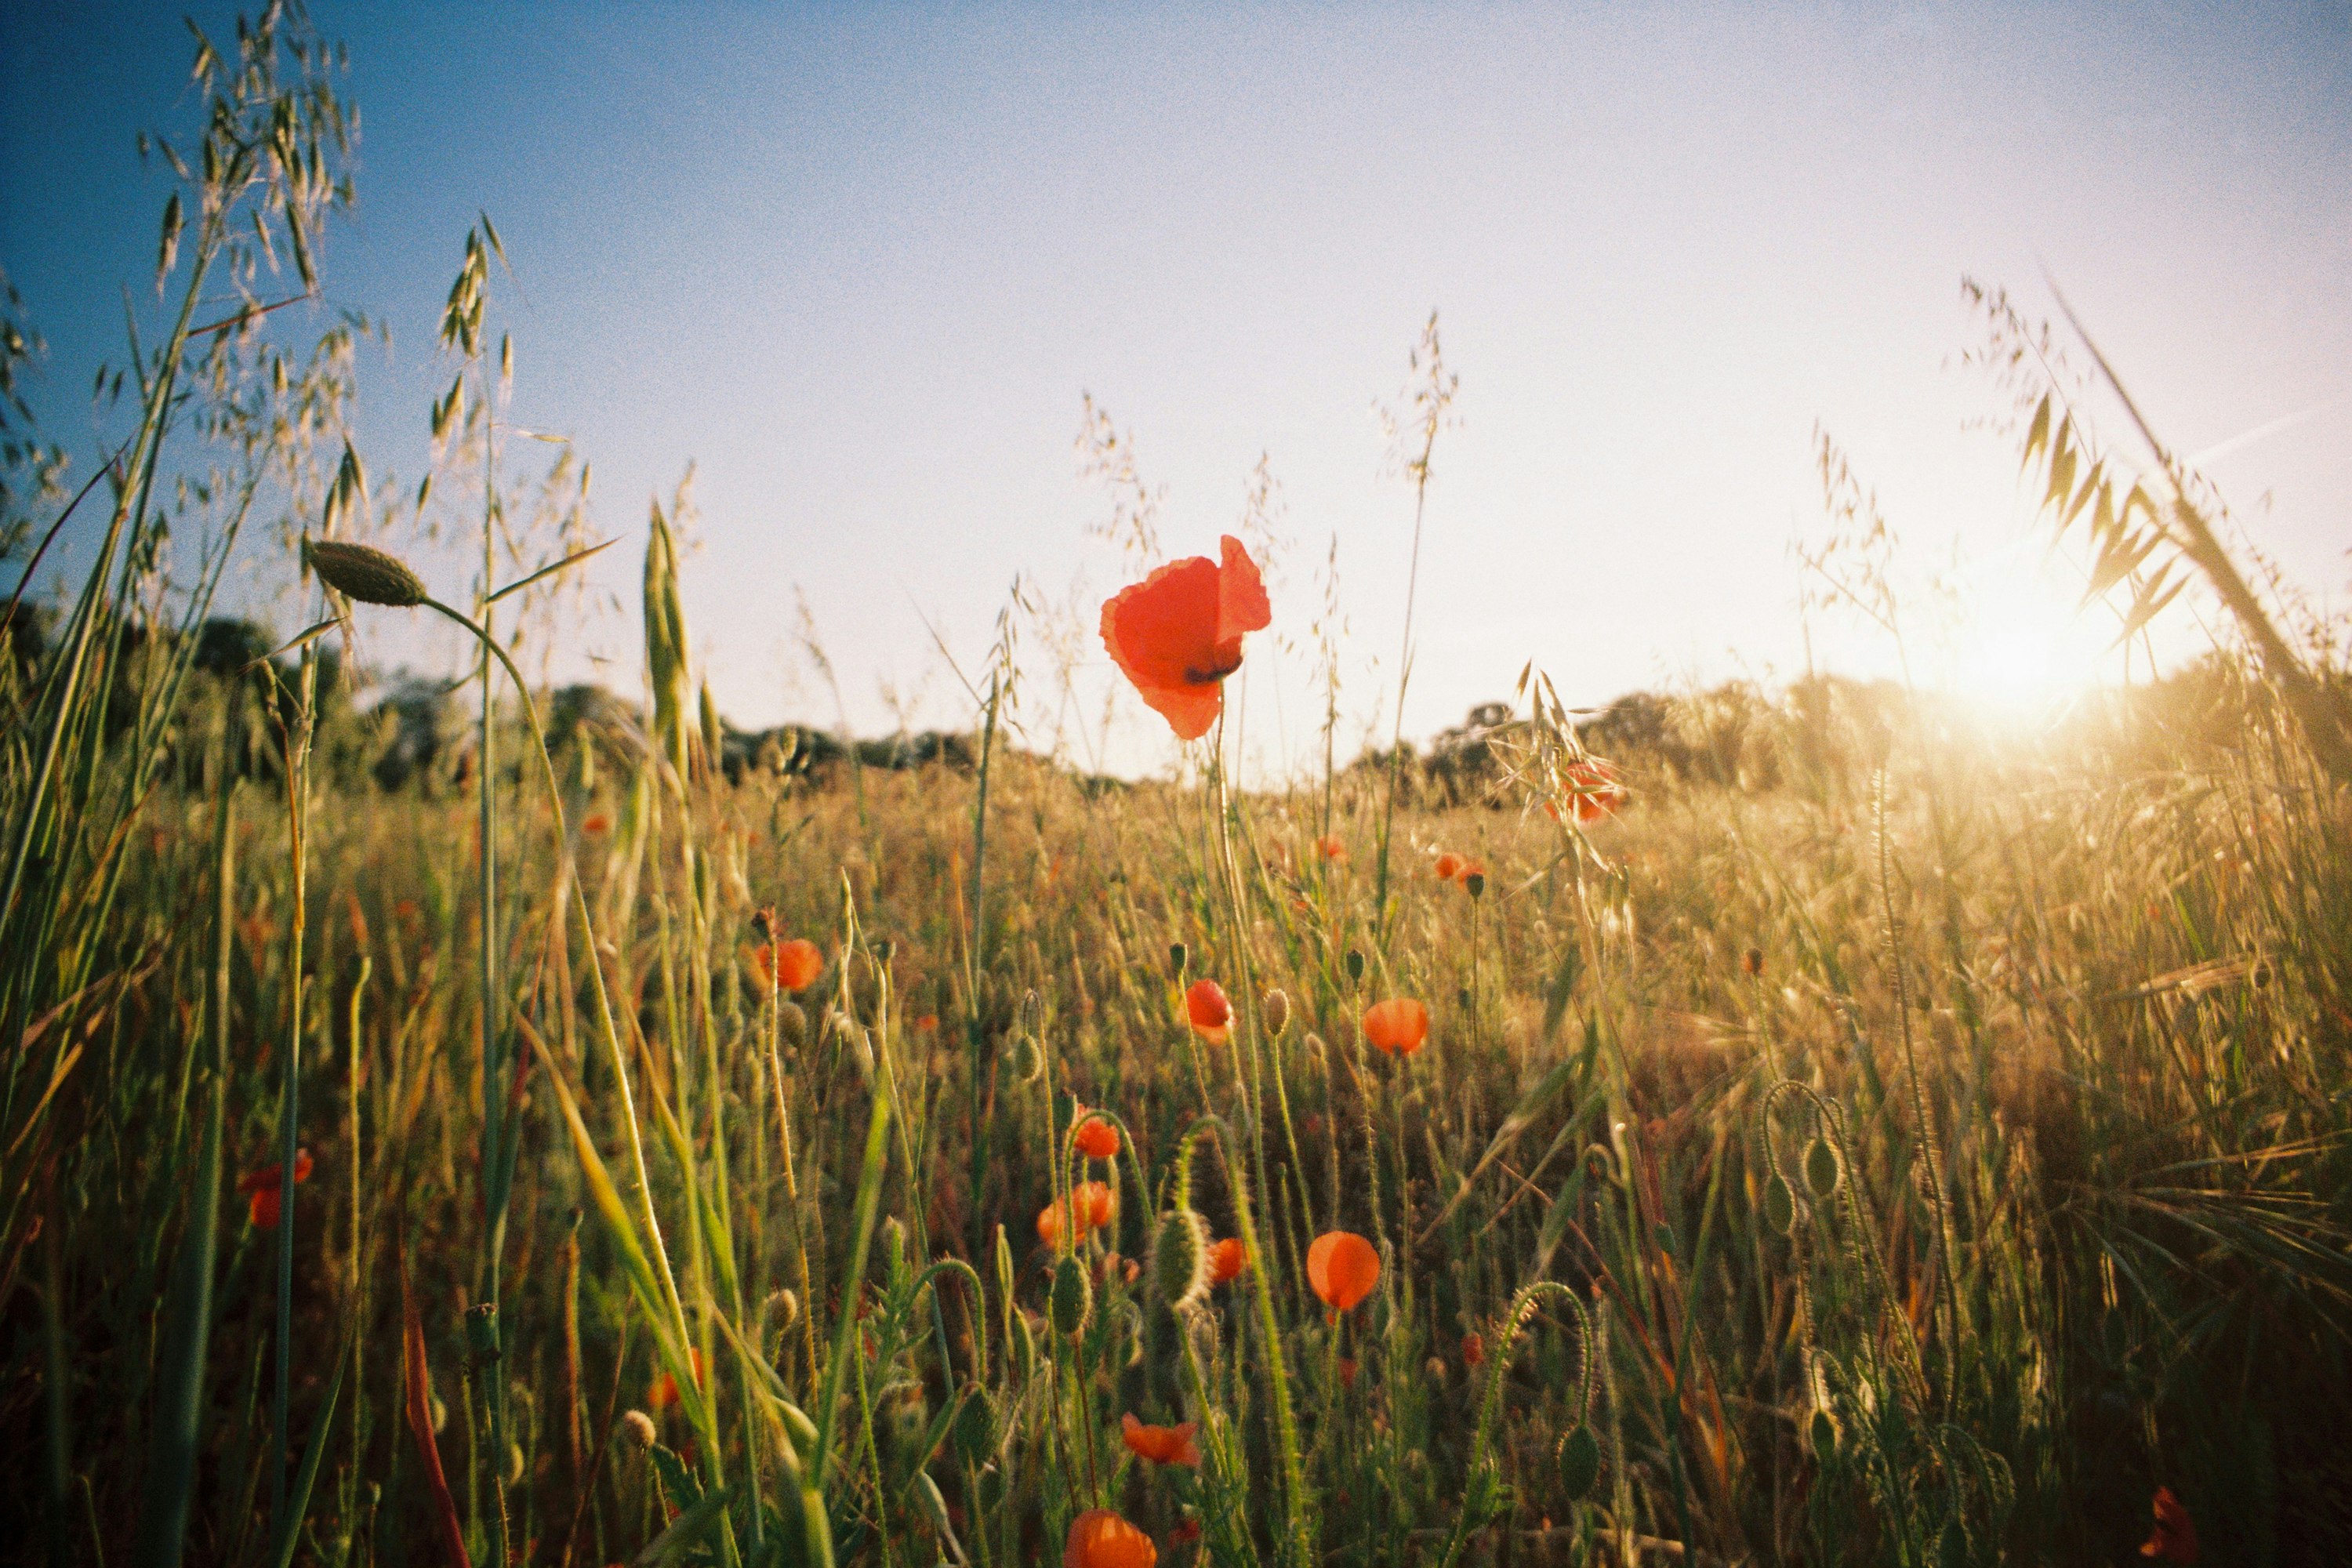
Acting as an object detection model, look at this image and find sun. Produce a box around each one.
[1934,559,2118,717]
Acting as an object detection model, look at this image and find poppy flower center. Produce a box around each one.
[1181,648,1244,686]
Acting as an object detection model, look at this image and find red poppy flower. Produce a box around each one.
[580,811,612,836]
[1066,1509,1156,1568]
[1073,1109,1120,1163]
[1337,1356,1359,1388]
[1185,980,1232,1044]
[1207,1237,1247,1284]
[916,1013,939,1033]
[1362,999,1429,1057]
[750,938,824,993]
[648,1347,706,1411]
[1100,536,1272,742]
[1036,1180,1120,1248]
[2141,1487,2198,1563]
[1169,1519,1202,1546]
[1433,852,1465,882]
[1461,1331,1485,1369]
[1315,835,1347,862]
[1120,1414,1202,1467]
[1307,1231,1381,1313]
[1546,759,1625,825]
[240,1149,314,1229]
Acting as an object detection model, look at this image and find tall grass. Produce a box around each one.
[6,13,2352,1568]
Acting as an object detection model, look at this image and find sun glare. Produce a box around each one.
[1935,562,2118,717]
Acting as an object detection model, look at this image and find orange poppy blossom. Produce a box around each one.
[1206,1236,1247,1285]
[1432,851,1465,882]
[1120,1413,1202,1467]
[1314,833,1347,862]
[579,811,612,836]
[2141,1487,2198,1563]
[1362,998,1430,1058]
[648,1346,706,1410]
[1065,1508,1156,1568]
[1306,1230,1381,1314]
[1098,535,1273,742]
[750,938,825,993]
[1184,979,1232,1044]
[1546,757,1625,824]
[1071,1107,1120,1163]
[1036,1179,1120,1248]
[239,1149,314,1228]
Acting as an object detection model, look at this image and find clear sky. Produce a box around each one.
[5,2,2349,776]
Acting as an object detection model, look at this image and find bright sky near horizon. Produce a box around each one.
[4,2,2349,777]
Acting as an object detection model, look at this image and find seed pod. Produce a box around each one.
[1151,1208,1212,1310]
[1742,946,1765,977]
[304,538,427,607]
[776,999,809,1049]
[1556,1424,1602,1501]
[1803,1137,1841,1201]
[1764,1173,1797,1236]
[1167,942,1189,980]
[1345,949,1366,983]
[1465,871,1486,899]
[1260,988,1290,1040]
[1051,1254,1093,1338]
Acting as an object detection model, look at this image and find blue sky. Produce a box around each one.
[5,2,2348,775]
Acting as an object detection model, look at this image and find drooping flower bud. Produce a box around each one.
[1151,1207,1212,1310]
[1051,1254,1094,1338]
[304,538,427,607]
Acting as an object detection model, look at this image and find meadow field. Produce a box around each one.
[5,10,2352,1568]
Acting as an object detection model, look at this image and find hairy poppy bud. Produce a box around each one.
[766,1287,800,1333]
[1764,1173,1796,1236]
[1743,946,1765,977]
[303,537,427,608]
[1051,1254,1094,1338]
[1465,871,1486,899]
[1260,988,1290,1040]
[776,999,809,1049]
[1556,1424,1602,1501]
[1167,942,1189,980]
[1005,1033,1043,1083]
[1345,949,1366,984]
[954,1382,1001,1464]
[1808,1406,1839,1463]
[621,1410,658,1450]
[1151,1208,1212,1310]
[1803,1137,1841,1201]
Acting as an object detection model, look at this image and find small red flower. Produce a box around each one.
[1546,759,1625,824]
[1207,1237,1247,1284]
[750,938,825,993]
[2140,1487,2198,1563]
[239,1149,314,1229]
[1461,1331,1485,1369]
[1073,1109,1120,1163]
[1315,834,1347,862]
[1067,1510,1156,1568]
[1362,998,1429,1058]
[1433,851,1465,883]
[1307,1231,1381,1314]
[580,811,612,836]
[1120,1414,1202,1467]
[1185,980,1232,1044]
[1037,1180,1120,1248]
[1168,1519,1202,1546]
[1099,536,1273,742]
[649,1347,706,1411]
